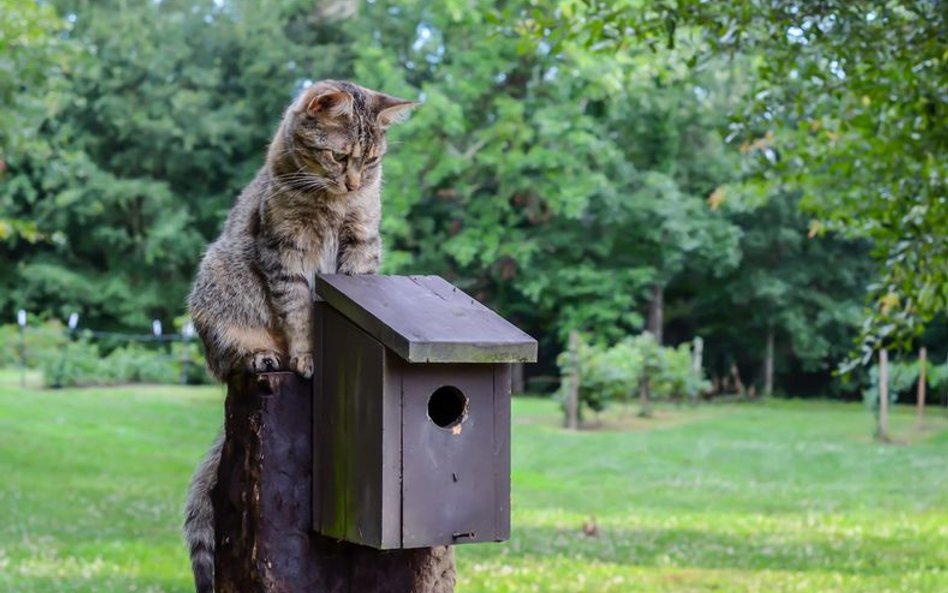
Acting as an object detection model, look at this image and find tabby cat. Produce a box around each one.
[183,80,414,593]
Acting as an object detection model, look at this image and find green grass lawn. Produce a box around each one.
[1,371,946,592]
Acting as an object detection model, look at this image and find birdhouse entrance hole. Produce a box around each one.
[427,385,467,429]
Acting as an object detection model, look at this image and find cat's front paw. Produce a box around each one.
[246,350,282,374]
[289,352,314,379]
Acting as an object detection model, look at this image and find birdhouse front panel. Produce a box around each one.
[399,362,511,548]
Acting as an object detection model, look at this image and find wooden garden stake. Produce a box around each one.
[691,336,703,375]
[566,330,580,430]
[917,347,927,428]
[17,309,27,388]
[878,349,889,441]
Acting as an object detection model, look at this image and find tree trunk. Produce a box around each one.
[917,347,927,428]
[763,325,775,398]
[878,349,890,441]
[214,372,456,593]
[730,363,746,398]
[638,374,652,418]
[646,282,664,345]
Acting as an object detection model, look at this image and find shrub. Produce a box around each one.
[862,359,930,408]
[654,343,711,400]
[1,320,72,368]
[862,356,948,410]
[557,332,709,423]
[103,343,180,384]
[38,335,108,388]
[1,318,214,387]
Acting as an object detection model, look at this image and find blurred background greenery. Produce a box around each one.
[2,0,945,401]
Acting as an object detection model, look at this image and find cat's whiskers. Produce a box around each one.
[267,173,336,198]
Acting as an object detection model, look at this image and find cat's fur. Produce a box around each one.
[183,80,414,593]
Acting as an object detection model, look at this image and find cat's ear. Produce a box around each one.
[305,90,353,119]
[375,94,417,128]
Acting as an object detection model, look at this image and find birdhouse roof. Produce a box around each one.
[315,275,537,364]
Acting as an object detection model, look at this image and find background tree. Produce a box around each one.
[513,0,948,361]
[1,0,354,328]
[2,0,942,398]
[0,0,77,243]
[686,190,874,395]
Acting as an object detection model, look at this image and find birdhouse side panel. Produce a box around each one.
[313,303,389,547]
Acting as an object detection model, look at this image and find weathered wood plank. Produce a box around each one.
[400,364,505,548]
[492,363,512,542]
[213,371,456,592]
[315,275,538,364]
[313,303,395,548]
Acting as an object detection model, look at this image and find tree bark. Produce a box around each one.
[646,282,664,345]
[565,331,580,430]
[878,349,890,441]
[730,363,746,398]
[214,371,456,593]
[637,374,652,418]
[763,325,775,398]
[917,347,927,428]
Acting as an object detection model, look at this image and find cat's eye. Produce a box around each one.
[331,151,348,162]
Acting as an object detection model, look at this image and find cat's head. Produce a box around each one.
[273,80,416,195]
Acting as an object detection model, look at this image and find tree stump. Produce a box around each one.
[212,371,456,593]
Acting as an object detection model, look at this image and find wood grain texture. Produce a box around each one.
[313,303,400,548]
[315,274,538,363]
[401,364,501,548]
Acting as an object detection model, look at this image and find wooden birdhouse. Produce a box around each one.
[311,274,537,550]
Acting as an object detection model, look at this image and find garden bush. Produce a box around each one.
[557,332,710,422]
[1,321,211,387]
[863,357,948,411]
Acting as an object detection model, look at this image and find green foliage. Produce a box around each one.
[174,341,212,385]
[929,362,948,393]
[1,0,354,329]
[35,338,184,388]
[36,335,103,388]
[2,0,941,398]
[862,362,910,413]
[557,332,709,421]
[0,0,77,243]
[863,356,948,411]
[690,190,874,387]
[0,0,73,161]
[513,0,948,360]
[556,334,641,416]
[349,0,741,349]
[2,321,208,387]
[0,320,69,368]
[654,341,710,400]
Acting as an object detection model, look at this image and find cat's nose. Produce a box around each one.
[345,176,361,191]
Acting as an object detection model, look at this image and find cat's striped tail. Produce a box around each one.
[184,432,224,593]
